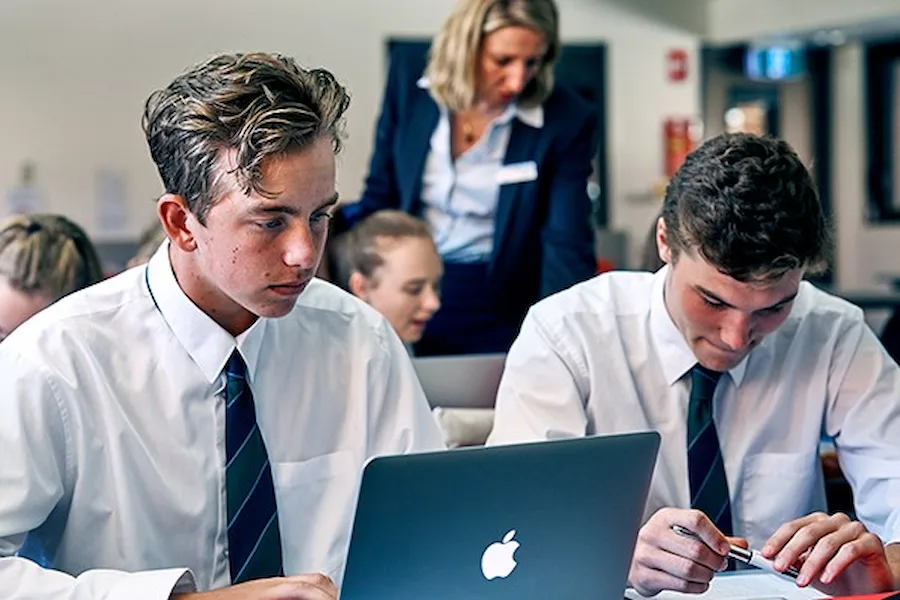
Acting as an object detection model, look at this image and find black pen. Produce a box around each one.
[671,524,800,579]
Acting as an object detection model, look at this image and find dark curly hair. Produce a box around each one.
[661,133,830,282]
[142,52,350,223]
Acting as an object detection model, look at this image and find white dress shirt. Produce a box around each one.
[418,78,544,262]
[487,267,900,549]
[0,244,444,599]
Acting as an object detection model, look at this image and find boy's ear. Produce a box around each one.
[348,271,369,301]
[158,194,197,252]
[656,216,673,265]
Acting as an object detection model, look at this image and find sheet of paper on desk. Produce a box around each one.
[625,572,823,600]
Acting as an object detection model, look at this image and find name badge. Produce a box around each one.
[497,161,538,185]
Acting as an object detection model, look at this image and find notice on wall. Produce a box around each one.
[4,185,43,217]
[95,169,128,234]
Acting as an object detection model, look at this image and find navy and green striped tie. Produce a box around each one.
[225,350,284,583]
[687,365,733,536]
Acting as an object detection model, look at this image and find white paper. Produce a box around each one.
[625,571,823,600]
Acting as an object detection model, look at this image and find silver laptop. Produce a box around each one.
[412,353,506,408]
[339,431,661,600]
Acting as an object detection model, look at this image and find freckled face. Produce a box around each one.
[176,137,337,335]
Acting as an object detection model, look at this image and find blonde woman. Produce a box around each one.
[0,213,103,340]
[345,0,597,355]
[336,210,443,347]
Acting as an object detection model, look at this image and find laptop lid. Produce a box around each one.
[412,353,505,408]
[339,431,661,600]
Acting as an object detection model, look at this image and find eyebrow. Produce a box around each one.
[695,285,798,312]
[249,192,340,217]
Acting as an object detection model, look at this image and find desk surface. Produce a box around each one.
[626,571,823,600]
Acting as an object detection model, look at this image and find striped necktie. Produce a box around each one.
[687,365,733,536]
[224,350,284,583]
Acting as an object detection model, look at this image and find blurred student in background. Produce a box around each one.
[0,213,103,341]
[127,219,167,268]
[344,0,597,356]
[336,210,442,348]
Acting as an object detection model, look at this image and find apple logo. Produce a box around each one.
[480,529,520,580]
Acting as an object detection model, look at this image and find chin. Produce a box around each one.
[253,299,299,320]
[698,353,745,373]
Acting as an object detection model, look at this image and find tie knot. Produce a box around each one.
[692,364,722,383]
[226,350,247,380]
[690,364,722,404]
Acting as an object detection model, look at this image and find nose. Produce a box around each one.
[283,223,319,269]
[719,311,753,351]
[422,285,441,315]
[504,63,527,95]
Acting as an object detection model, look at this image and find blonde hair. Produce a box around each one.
[142,52,350,223]
[0,214,104,301]
[425,0,559,111]
[331,210,436,290]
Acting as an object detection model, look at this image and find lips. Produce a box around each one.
[269,280,308,296]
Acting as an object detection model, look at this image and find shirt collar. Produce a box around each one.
[145,241,269,385]
[649,265,749,388]
[417,76,544,129]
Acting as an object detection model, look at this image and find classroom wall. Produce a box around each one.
[832,42,900,291]
[0,0,701,269]
[707,0,900,43]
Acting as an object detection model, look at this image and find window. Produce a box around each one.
[866,40,900,221]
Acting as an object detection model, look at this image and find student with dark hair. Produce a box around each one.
[0,53,442,600]
[488,133,900,597]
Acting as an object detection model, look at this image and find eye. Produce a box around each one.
[310,211,333,229]
[701,297,726,310]
[258,217,285,231]
[404,283,425,296]
[760,304,788,316]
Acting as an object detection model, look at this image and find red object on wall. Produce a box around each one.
[666,48,688,82]
[664,118,696,179]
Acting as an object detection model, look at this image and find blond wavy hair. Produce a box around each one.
[142,52,350,223]
[0,214,104,301]
[425,0,559,111]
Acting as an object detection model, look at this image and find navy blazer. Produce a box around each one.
[349,54,597,316]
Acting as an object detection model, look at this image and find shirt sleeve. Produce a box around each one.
[826,315,900,544]
[365,320,445,457]
[0,344,196,600]
[486,306,589,445]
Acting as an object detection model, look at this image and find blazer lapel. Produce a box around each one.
[398,94,439,214]
[493,120,541,262]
